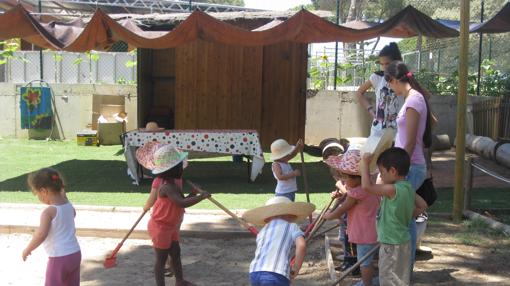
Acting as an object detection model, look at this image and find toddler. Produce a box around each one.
[270,138,303,202]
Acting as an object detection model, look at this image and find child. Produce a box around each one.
[361,147,415,285]
[242,196,315,286]
[270,138,304,202]
[22,168,81,286]
[323,149,380,286]
[145,145,209,286]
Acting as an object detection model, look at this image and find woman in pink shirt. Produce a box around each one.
[384,60,432,272]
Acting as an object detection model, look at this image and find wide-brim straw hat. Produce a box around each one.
[152,145,188,174]
[270,139,295,161]
[361,128,396,173]
[242,196,315,226]
[136,141,163,170]
[323,148,361,176]
[140,121,164,132]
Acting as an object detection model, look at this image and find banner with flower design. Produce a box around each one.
[20,87,53,129]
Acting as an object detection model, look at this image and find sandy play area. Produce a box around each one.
[3,218,510,286]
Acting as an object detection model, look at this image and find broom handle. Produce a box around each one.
[108,210,147,258]
[306,197,338,241]
[331,243,380,286]
[300,151,311,204]
[187,181,258,235]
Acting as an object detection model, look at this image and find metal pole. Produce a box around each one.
[333,0,340,90]
[476,0,485,96]
[453,0,470,222]
[39,0,43,81]
[189,0,192,11]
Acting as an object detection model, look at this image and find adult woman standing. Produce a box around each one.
[356,42,404,136]
[384,60,432,271]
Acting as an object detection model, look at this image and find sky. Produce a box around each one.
[244,0,400,56]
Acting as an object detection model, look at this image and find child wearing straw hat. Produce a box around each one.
[270,138,304,202]
[243,196,315,286]
[145,145,209,286]
[323,148,380,286]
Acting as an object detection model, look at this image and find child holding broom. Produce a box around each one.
[243,196,315,286]
[323,149,380,286]
[22,168,81,286]
[145,145,209,286]
[270,138,304,202]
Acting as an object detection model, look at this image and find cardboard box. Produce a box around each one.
[98,122,125,145]
[77,130,98,146]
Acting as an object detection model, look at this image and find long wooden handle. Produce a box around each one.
[306,197,337,241]
[108,210,147,258]
[187,181,258,235]
[331,244,380,285]
[300,151,311,204]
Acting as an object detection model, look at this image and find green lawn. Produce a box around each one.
[1,138,509,219]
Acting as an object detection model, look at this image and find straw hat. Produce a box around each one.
[140,121,164,132]
[152,145,188,174]
[361,128,396,173]
[270,139,295,161]
[242,196,315,226]
[136,141,163,170]
[323,148,361,176]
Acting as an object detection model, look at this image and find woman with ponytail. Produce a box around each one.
[384,60,433,274]
[356,42,404,136]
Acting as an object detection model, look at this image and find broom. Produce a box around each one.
[104,210,148,268]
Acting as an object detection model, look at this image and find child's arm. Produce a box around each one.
[22,207,56,261]
[143,186,158,211]
[361,153,396,199]
[323,196,356,220]
[163,184,209,208]
[272,162,300,180]
[290,236,306,280]
[414,193,428,217]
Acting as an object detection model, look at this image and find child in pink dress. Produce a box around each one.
[324,149,380,286]
[23,168,81,286]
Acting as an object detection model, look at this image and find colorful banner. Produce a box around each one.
[20,86,53,129]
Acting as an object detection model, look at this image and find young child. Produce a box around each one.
[270,138,304,202]
[323,149,380,286]
[22,168,81,286]
[242,196,315,286]
[361,147,415,285]
[144,145,209,286]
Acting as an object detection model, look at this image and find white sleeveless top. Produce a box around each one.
[43,202,81,257]
[272,162,297,194]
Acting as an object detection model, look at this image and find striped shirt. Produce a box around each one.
[249,218,304,279]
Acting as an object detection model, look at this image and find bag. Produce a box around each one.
[416,178,437,207]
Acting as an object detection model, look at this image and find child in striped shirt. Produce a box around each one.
[242,196,315,286]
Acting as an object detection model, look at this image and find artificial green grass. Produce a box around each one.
[1,138,509,217]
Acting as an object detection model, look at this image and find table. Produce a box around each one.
[123,129,265,184]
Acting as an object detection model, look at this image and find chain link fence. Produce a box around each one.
[1,51,137,84]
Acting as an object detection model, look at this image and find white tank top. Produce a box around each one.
[273,162,297,194]
[43,202,81,257]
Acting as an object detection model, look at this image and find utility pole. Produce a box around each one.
[39,0,43,80]
[333,0,340,90]
[453,0,470,222]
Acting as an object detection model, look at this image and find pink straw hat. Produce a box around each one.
[136,141,163,170]
[152,145,188,174]
[323,148,361,176]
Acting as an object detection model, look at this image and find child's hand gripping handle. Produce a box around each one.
[186,180,259,236]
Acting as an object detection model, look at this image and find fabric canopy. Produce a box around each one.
[0,4,459,52]
[470,2,510,33]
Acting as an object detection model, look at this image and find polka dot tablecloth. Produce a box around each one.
[123,129,265,183]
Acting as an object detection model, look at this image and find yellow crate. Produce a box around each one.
[77,130,98,146]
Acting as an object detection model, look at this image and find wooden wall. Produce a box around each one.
[138,40,307,149]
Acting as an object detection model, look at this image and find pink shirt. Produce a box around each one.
[395,89,427,165]
[346,186,380,244]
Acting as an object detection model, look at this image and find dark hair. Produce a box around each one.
[376,147,410,176]
[157,162,184,179]
[27,168,65,193]
[384,61,433,148]
[378,42,402,61]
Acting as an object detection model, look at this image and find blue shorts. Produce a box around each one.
[250,271,290,286]
[356,243,377,267]
[275,192,296,202]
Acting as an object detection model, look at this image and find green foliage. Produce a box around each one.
[0,40,22,65]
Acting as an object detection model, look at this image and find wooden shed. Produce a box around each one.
[137,40,307,149]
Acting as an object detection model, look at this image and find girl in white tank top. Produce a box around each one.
[270,139,303,202]
[23,168,81,286]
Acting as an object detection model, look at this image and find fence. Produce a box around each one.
[1,51,137,84]
[472,96,510,140]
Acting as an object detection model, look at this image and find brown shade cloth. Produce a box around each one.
[470,2,510,34]
[0,4,458,52]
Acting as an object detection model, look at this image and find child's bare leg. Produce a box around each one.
[361,265,374,286]
[169,241,196,286]
[154,248,170,286]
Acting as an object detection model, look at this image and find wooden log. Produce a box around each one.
[431,134,451,151]
[465,134,510,168]
[463,210,510,236]
[495,143,510,168]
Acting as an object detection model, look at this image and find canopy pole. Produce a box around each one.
[476,0,485,96]
[39,0,43,81]
[453,0,470,222]
[333,0,340,90]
